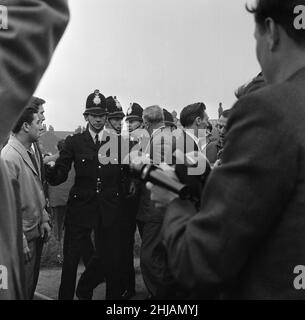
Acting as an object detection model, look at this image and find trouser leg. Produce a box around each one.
[58,223,92,300]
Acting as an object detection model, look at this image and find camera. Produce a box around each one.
[129,161,192,200]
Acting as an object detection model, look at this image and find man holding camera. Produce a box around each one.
[148,0,305,299]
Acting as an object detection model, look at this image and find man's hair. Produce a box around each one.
[180,102,206,128]
[27,96,46,111]
[143,105,164,125]
[57,139,66,152]
[246,0,305,47]
[220,109,232,119]
[12,107,38,134]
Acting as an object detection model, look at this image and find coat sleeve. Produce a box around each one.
[163,94,298,295]
[46,135,74,186]
[0,0,69,144]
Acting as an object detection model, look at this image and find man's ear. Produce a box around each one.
[195,117,202,127]
[264,18,280,51]
[22,122,30,133]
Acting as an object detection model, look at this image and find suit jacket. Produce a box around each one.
[174,130,211,209]
[0,0,69,300]
[163,67,305,299]
[46,130,128,228]
[2,137,48,239]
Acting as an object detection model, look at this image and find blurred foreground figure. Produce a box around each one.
[148,0,305,299]
[0,0,69,299]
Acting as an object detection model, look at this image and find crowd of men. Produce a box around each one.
[1,0,305,300]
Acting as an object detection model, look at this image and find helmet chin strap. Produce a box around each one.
[88,118,104,133]
[129,121,143,133]
[108,118,122,134]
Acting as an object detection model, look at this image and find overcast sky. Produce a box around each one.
[35,0,260,131]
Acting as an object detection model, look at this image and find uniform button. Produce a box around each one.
[82,159,85,162]
[98,166,102,169]
[74,195,77,198]
[97,178,101,181]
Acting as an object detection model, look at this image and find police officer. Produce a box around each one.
[75,95,129,300]
[46,90,108,300]
[125,103,147,239]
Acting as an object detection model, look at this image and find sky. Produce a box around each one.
[35,0,260,131]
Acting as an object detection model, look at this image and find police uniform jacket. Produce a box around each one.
[46,129,128,228]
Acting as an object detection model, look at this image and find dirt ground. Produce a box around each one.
[35,258,148,300]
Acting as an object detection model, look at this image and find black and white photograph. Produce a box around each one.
[1,0,305,305]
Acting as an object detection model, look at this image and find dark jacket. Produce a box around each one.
[46,130,128,228]
[163,67,305,299]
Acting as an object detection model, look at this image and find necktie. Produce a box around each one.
[95,134,100,147]
[27,150,39,174]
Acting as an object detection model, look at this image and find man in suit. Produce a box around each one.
[175,102,211,210]
[148,0,305,299]
[0,0,69,300]
[2,107,51,299]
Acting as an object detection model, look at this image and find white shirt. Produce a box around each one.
[88,128,104,143]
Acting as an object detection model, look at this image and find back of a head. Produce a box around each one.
[180,102,206,128]
[12,107,37,134]
[143,105,164,125]
[246,0,305,47]
[57,139,65,152]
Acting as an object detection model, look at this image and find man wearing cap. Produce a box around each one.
[74,95,130,300]
[126,102,144,134]
[46,90,109,300]
[124,102,146,237]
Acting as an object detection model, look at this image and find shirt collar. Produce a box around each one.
[185,129,199,146]
[88,127,104,142]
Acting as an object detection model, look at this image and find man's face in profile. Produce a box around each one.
[217,115,228,144]
[128,120,142,132]
[37,104,45,122]
[108,117,123,133]
[28,113,42,143]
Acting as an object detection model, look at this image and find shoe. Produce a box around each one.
[121,289,136,300]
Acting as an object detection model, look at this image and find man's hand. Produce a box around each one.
[23,237,32,263]
[128,180,137,197]
[40,222,51,243]
[146,163,179,208]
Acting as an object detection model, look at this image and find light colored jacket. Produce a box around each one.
[1,136,48,240]
[0,0,69,300]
